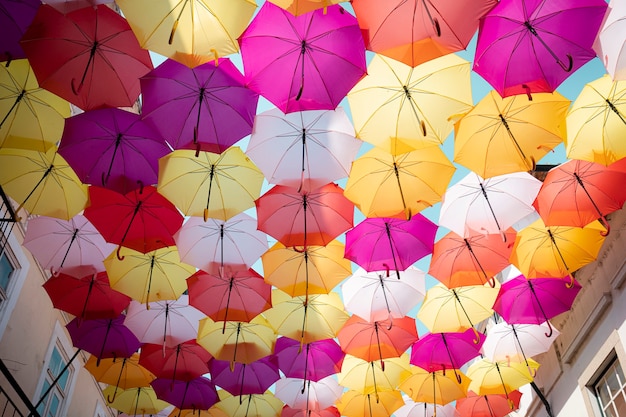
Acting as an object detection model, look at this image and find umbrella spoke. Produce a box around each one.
[106,357,127,402]
[0,89,25,128]
[523,21,573,72]
[14,163,53,220]
[97,319,113,366]
[101,133,122,187]
[464,238,496,287]
[498,113,534,171]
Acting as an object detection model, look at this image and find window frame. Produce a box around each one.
[0,228,29,340]
[592,356,626,417]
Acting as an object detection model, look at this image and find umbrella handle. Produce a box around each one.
[116,246,125,261]
[70,78,83,95]
[433,18,441,36]
[522,84,533,101]
[4,52,11,67]
[544,320,554,338]
[598,216,610,237]
[471,327,481,344]
[420,120,427,136]
[169,20,179,44]
[558,54,574,72]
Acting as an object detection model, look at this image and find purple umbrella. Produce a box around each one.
[474,0,607,97]
[58,107,170,194]
[151,376,218,413]
[66,314,140,365]
[209,355,280,400]
[239,2,367,114]
[0,0,40,65]
[344,215,438,280]
[140,58,258,154]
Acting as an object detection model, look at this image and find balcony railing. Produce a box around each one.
[0,360,39,417]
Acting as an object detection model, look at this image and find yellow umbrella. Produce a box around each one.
[338,354,412,401]
[264,290,349,345]
[0,145,87,220]
[467,358,539,398]
[399,366,470,406]
[348,53,472,154]
[269,0,345,16]
[170,408,228,417]
[197,315,276,365]
[344,145,455,219]
[158,147,264,221]
[453,90,570,178]
[565,74,626,165]
[215,391,283,417]
[104,386,170,415]
[336,389,404,417]
[103,246,194,305]
[261,240,352,297]
[0,59,70,152]
[510,218,607,279]
[116,0,257,68]
[85,353,155,402]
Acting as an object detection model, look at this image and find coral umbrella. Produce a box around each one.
[152,376,219,412]
[0,0,40,64]
[210,356,280,398]
[215,391,283,417]
[84,186,184,258]
[104,386,169,416]
[58,107,170,194]
[466,358,538,399]
[23,214,115,277]
[473,0,607,97]
[239,2,366,114]
[256,183,354,249]
[399,366,470,406]
[337,390,404,417]
[456,390,522,417]
[169,408,227,417]
[593,0,626,80]
[139,340,212,383]
[281,405,340,417]
[140,58,258,154]
[42,271,131,320]
[246,107,362,191]
[344,215,437,280]
[338,355,412,402]
[429,229,516,288]
[352,0,497,67]
[0,59,70,152]
[275,375,343,411]
[20,4,153,110]
[85,353,155,402]
[274,337,344,384]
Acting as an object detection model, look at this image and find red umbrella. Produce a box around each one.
[456,390,522,417]
[43,271,131,320]
[84,185,183,259]
[139,340,213,383]
[256,183,354,248]
[20,4,153,110]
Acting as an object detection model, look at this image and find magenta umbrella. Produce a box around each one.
[140,58,258,154]
[0,0,40,64]
[151,376,219,413]
[474,0,607,97]
[239,2,367,114]
[58,108,170,194]
[210,355,280,399]
[344,215,438,280]
[493,275,582,337]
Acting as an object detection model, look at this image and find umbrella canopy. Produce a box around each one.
[44,0,112,13]
[565,75,626,165]
[473,0,607,97]
[338,354,412,397]
[215,392,283,417]
[23,214,115,277]
[352,0,497,67]
[281,405,340,417]
[169,408,227,417]
[157,147,264,221]
[439,171,541,239]
[275,375,343,411]
[105,386,170,416]
[0,59,70,152]
[453,90,570,178]
[456,390,522,417]
[256,183,354,248]
[210,356,280,397]
[399,366,470,405]
[0,0,40,64]
[246,107,362,191]
[347,53,472,153]
[344,145,455,219]
[466,358,538,397]
[85,353,155,402]
[58,107,169,194]
[410,329,485,377]
[116,0,257,68]
[594,0,626,80]
[336,390,405,417]
[274,337,345,382]
[395,397,461,417]
[239,2,366,113]
[482,321,560,366]
[152,376,219,411]
[20,4,153,110]
[139,340,212,382]
[268,0,345,16]
[140,58,258,154]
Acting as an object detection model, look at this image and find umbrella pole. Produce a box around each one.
[494,363,513,408]
[377,275,393,321]
[432,372,437,417]
[374,322,385,373]
[573,173,610,235]
[172,344,181,387]
[239,364,246,404]
[464,238,496,287]
[178,381,190,414]
[298,129,306,193]
[301,343,310,394]
[204,165,216,221]
[511,325,536,377]
[193,89,205,145]
[222,276,235,333]
[115,200,143,261]
[451,289,482,343]
[527,281,554,337]
[295,42,306,101]
[71,40,98,94]
[32,349,81,412]
[14,164,54,221]
[133,387,141,416]
[392,162,411,220]
[145,255,156,310]
[523,22,573,72]
[370,361,380,404]
[367,393,374,417]
[96,319,113,366]
[101,134,123,187]
[163,302,170,349]
[0,89,26,128]
[300,300,309,352]
[244,394,252,417]
[219,224,225,270]
[107,357,127,402]
[441,334,463,384]
[421,0,441,36]
[484,396,497,417]
[55,228,80,275]
[403,86,428,136]
[384,222,401,280]
[498,114,535,172]
[546,229,575,288]
[232,322,241,370]
[302,195,310,302]
[478,182,505,241]
[168,0,188,44]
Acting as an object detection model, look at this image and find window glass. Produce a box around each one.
[595,359,626,417]
[37,345,72,417]
[0,252,14,293]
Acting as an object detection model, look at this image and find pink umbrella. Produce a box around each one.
[275,375,344,411]
[239,2,367,113]
[139,340,213,383]
[210,355,280,399]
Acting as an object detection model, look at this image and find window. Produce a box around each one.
[594,358,626,417]
[36,344,74,417]
[0,250,15,301]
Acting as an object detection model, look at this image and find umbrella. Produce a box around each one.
[239,2,366,114]
[473,0,607,97]
[565,75,626,166]
[533,159,626,232]
[169,408,227,417]
[124,296,204,348]
[336,390,404,417]
[344,215,437,280]
[174,212,268,273]
[42,271,131,320]
[493,275,582,337]
[157,147,264,221]
[152,376,219,412]
[268,0,345,16]
[264,290,349,346]
[337,354,412,400]
[215,391,283,417]
[594,0,626,80]
[104,247,194,306]
[453,90,570,178]
[399,367,470,406]
[395,396,461,417]
[344,145,455,220]
[347,53,472,153]
[44,0,112,13]
[139,340,213,382]
[58,107,170,194]
[197,315,276,366]
[116,0,257,68]
[466,358,539,398]
[438,172,541,239]
[342,266,426,322]
[0,0,40,65]
[22,214,116,277]
[0,59,70,152]
[0,145,88,220]
[104,386,170,416]
[281,405,340,417]
[140,58,258,154]
[246,107,362,191]
[275,375,343,411]
[210,356,280,398]
[187,267,272,326]
[509,218,607,279]
[351,0,497,67]
[428,229,516,288]
[456,390,522,417]
[256,183,354,249]
[85,185,184,258]
[84,353,155,402]
[262,240,352,298]
[20,4,153,110]
[274,337,344,383]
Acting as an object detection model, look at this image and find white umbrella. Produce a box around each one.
[482,321,560,367]
[275,375,343,411]
[593,0,626,80]
[394,395,460,417]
